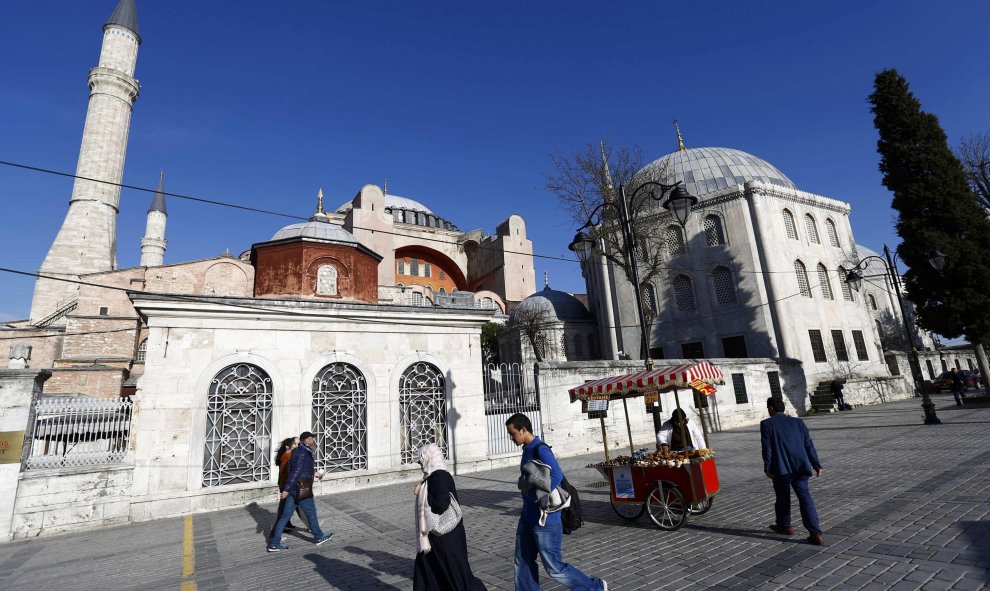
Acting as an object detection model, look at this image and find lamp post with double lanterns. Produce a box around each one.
[845,244,946,425]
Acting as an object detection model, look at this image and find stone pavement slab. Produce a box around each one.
[1,395,988,590]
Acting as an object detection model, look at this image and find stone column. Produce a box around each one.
[0,369,50,541]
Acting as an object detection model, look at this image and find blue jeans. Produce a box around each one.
[268,494,324,546]
[772,474,821,535]
[514,520,603,591]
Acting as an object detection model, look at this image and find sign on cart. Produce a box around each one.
[612,465,635,498]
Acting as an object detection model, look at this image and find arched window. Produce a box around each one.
[825,218,840,248]
[673,275,696,312]
[481,297,495,309]
[665,225,686,256]
[316,264,338,295]
[783,209,798,240]
[875,319,884,339]
[411,292,424,306]
[868,294,878,310]
[712,266,737,305]
[637,235,650,261]
[203,363,273,487]
[136,339,148,362]
[438,287,446,294]
[817,263,833,300]
[561,333,569,358]
[397,259,406,275]
[399,362,447,464]
[312,362,367,472]
[805,214,820,244]
[703,215,725,246]
[794,260,812,298]
[643,284,658,314]
[410,259,420,276]
[573,334,584,358]
[424,263,432,278]
[837,266,854,301]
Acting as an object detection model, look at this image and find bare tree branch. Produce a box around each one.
[958,132,990,214]
[510,307,555,362]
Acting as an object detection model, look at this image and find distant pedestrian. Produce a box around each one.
[266,431,332,552]
[413,443,487,591]
[656,408,706,452]
[272,437,308,533]
[506,413,606,591]
[950,368,966,406]
[760,397,825,546]
[830,380,847,410]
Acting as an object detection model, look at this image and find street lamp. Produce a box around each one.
[845,244,946,425]
[568,180,697,362]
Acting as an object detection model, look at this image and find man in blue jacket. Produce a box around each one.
[267,431,333,552]
[760,397,824,546]
[506,413,606,591]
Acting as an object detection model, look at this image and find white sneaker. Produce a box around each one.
[601,580,607,591]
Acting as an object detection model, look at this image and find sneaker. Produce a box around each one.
[601,580,607,591]
[314,533,334,546]
[267,543,288,553]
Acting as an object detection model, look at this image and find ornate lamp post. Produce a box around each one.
[846,244,946,425]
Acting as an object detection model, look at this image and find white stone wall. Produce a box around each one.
[10,466,133,539]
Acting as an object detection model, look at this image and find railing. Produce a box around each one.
[483,363,542,455]
[25,396,133,470]
[34,299,78,327]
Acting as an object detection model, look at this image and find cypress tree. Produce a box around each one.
[869,69,990,389]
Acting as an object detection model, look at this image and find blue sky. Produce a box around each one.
[1,0,988,322]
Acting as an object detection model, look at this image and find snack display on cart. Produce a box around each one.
[588,448,715,469]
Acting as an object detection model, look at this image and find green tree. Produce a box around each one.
[480,321,504,364]
[869,69,990,394]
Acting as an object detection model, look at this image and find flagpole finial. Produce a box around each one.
[544,271,549,288]
[674,120,686,151]
[383,178,388,196]
[316,188,325,214]
[600,139,615,203]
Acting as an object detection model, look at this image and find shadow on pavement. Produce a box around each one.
[246,501,274,538]
[685,523,809,544]
[957,521,990,582]
[456,488,522,516]
[303,553,405,590]
[342,545,414,578]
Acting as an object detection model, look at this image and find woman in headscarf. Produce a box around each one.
[273,436,308,532]
[413,443,487,591]
[656,408,707,452]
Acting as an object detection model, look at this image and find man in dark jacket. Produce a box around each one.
[760,397,824,546]
[266,431,333,552]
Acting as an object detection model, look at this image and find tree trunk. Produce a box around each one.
[975,342,990,394]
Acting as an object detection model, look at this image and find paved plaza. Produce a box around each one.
[1,395,988,591]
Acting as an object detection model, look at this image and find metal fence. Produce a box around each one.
[483,363,542,456]
[25,396,133,470]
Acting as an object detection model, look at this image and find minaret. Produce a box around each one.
[140,171,167,267]
[30,0,141,323]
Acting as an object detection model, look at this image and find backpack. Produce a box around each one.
[534,442,584,534]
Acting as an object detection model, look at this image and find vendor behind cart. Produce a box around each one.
[656,408,706,452]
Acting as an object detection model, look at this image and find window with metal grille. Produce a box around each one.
[203,363,273,487]
[794,260,811,298]
[783,209,798,239]
[817,263,833,300]
[561,333,569,358]
[439,269,445,279]
[767,371,783,399]
[926,359,935,379]
[868,294,878,310]
[838,266,853,301]
[831,330,849,361]
[573,334,584,358]
[852,330,869,361]
[825,218,840,247]
[732,373,748,404]
[637,236,649,261]
[410,259,419,275]
[665,225,686,256]
[712,266,737,305]
[722,336,748,358]
[673,275,696,311]
[805,214,820,244]
[397,259,406,275]
[649,346,664,359]
[643,284,658,314]
[424,263,432,278]
[137,339,147,362]
[316,264,338,295]
[808,330,827,362]
[704,215,725,246]
[399,362,447,464]
[312,362,368,473]
[411,292,424,306]
[681,341,705,358]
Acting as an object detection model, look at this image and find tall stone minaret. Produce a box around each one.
[140,171,167,267]
[30,0,141,323]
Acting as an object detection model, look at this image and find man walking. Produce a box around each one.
[267,431,333,552]
[950,368,966,406]
[760,398,825,546]
[505,413,606,591]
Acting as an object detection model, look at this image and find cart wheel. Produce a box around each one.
[688,497,713,516]
[646,482,687,531]
[610,498,645,521]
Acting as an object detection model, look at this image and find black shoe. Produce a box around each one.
[285,523,296,531]
[769,524,795,535]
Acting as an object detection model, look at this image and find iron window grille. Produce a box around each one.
[643,284,658,314]
[399,362,448,464]
[136,339,147,362]
[673,275,696,312]
[794,260,812,298]
[852,330,869,361]
[712,266,737,305]
[681,341,705,359]
[312,362,368,473]
[704,215,726,246]
[868,294,878,310]
[817,264,833,300]
[837,267,854,301]
[831,330,849,362]
[203,363,273,487]
[732,373,748,404]
[808,330,827,362]
[767,371,783,399]
[783,209,798,240]
[665,225,686,256]
[825,219,840,248]
[805,214,820,244]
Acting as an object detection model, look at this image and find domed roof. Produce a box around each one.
[336,194,433,215]
[510,285,593,324]
[271,218,361,244]
[637,147,797,197]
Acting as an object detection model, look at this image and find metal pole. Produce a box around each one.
[622,397,635,455]
[884,244,941,425]
[618,184,651,362]
[599,417,610,461]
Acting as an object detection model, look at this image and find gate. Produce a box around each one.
[483,363,542,456]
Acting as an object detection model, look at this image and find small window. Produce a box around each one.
[926,359,935,379]
[424,263,432,278]
[731,373,748,404]
[681,341,704,358]
[941,358,948,373]
[665,225,686,256]
[573,334,584,358]
[868,294,878,310]
[397,260,406,275]
[642,284,658,314]
[825,219,840,248]
[99,306,109,316]
[852,330,869,361]
[831,330,849,362]
[767,371,783,399]
[838,266,854,301]
[712,266,737,305]
[137,339,148,362]
[316,264,338,296]
[673,275,696,312]
[649,346,664,359]
[439,269,445,280]
[783,209,798,240]
[809,330,827,362]
[722,336,748,358]
[805,214,820,244]
[704,215,725,246]
[438,287,446,294]
[817,264,833,300]
[794,261,811,298]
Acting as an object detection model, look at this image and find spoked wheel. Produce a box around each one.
[646,481,687,530]
[688,497,713,516]
[610,498,645,521]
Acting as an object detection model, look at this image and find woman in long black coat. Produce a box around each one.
[413,443,487,591]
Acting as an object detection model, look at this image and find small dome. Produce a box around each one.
[271,220,361,244]
[337,194,434,215]
[638,147,796,197]
[510,285,593,324]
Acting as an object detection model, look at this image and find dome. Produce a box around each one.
[510,285,593,324]
[271,219,361,244]
[336,194,433,215]
[637,147,797,197]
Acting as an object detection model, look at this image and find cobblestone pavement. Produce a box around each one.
[1,395,988,591]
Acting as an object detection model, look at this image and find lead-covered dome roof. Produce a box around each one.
[510,285,593,324]
[637,147,796,197]
[336,194,433,215]
[271,219,361,244]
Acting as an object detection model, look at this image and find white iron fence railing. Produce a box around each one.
[25,397,133,470]
[483,363,542,456]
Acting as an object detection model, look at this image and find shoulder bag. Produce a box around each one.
[296,478,314,501]
[429,493,463,536]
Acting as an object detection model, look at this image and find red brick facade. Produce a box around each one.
[252,241,380,303]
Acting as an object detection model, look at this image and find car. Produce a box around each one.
[960,370,983,388]
[932,370,981,392]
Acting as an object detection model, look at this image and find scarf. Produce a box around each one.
[669,408,693,451]
[415,443,448,554]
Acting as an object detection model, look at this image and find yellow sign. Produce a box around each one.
[643,384,659,404]
[586,393,610,401]
[690,379,717,397]
[0,431,25,464]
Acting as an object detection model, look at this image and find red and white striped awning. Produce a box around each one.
[568,361,726,402]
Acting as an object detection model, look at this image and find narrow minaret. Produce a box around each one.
[600,139,615,203]
[140,171,167,267]
[30,0,141,323]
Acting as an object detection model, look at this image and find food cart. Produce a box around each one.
[568,361,725,531]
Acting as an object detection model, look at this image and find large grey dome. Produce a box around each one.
[510,285,593,324]
[271,220,361,244]
[336,194,433,214]
[638,147,796,197]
